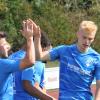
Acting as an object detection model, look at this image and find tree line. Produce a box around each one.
[0,0,100,52]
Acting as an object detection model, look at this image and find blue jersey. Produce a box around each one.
[0,58,20,100]
[9,50,45,100]
[49,44,100,100]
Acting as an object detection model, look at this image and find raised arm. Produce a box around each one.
[29,19,50,61]
[20,19,35,69]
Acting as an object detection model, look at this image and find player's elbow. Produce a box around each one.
[28,59,35,65]
[20,58,35,70]
[27,55,35,65]
[26,60,35,67]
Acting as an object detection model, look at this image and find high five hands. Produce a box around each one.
[26,19,41,38]
[22,19,57,100]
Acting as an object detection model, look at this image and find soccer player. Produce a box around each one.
[9,31,56,100]
[0,19,35,100]
[33,20,100,100]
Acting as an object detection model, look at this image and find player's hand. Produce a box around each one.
[27,19,41,38]
[20,19,33,39]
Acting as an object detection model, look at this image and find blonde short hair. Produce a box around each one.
[79,21,98,35]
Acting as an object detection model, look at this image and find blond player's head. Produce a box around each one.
[76,21,98,52]
[79,21,97,36]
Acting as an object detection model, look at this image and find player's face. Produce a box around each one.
[76,29,95,52]
[0,38,11,58]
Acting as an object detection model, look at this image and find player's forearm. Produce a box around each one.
[23,81,54,100]
[26,37,35,63]
[20,37,35,69]
[32,88,53,100]
[34,36,43,60]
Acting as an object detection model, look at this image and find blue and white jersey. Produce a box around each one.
[50,44,100,100]
[0,58,20,100]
